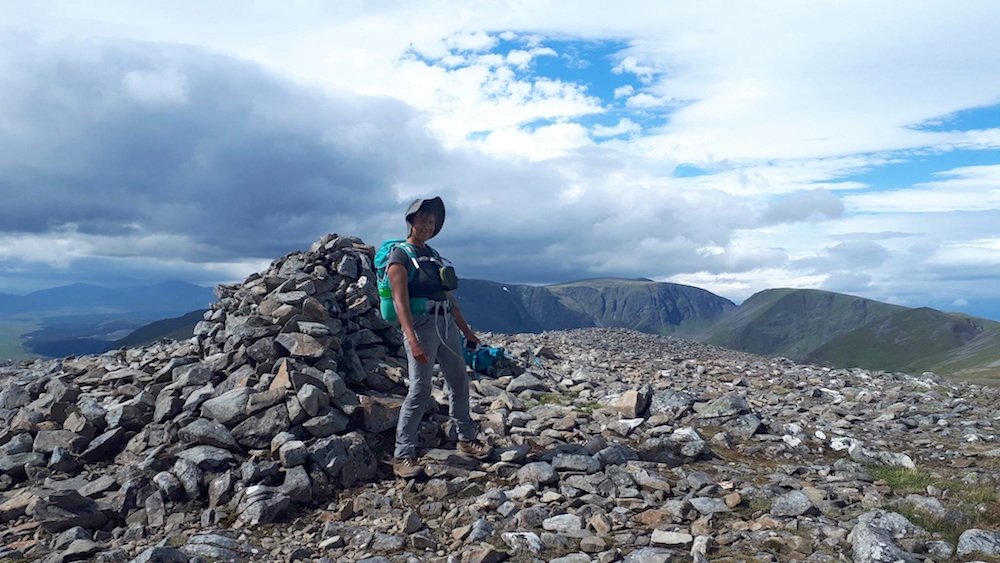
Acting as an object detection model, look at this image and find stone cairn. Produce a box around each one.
[3,234,1000,562]
[0,233,467,560]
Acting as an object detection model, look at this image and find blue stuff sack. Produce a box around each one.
[461,338,506,376]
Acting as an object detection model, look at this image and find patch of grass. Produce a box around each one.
[867,466,941,492]
[963,486,998,505]
[967,493,1000,528]
[536,392,574,405]
[741,496,772,517]
[529,391,603,416]
[894,505,973,546]
[869,465,1000,544]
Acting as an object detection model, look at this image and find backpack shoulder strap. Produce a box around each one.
[393,242,421,280]
[396,242,420,264]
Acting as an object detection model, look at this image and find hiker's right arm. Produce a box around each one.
[388,263,428,363]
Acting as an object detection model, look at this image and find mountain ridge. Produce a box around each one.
[7,277,1000,382]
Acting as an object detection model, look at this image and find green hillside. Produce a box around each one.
[113,309,207,348]
[703,288,904,358]
[110,282,1000,383]
[808,308,1000,380]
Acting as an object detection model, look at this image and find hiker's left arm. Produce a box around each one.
[447,292,478,343]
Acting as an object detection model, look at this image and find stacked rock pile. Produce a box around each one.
[3,235,1000,562]
[0,233,475,560]
[193,232,408,394]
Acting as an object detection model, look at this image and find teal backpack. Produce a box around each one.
[374,240,458,322]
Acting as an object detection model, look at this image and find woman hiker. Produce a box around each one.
[387,196,493,478]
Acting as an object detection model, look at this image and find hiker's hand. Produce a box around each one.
[410,340,429,364]
[464,332,480,345]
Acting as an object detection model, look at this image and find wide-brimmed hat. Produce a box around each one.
[405,197,446,239]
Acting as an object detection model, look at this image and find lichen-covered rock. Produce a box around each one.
[957,529,1000,558]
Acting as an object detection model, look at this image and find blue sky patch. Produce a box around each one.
[841,148,1000,190]
[527,38,642,102]
[673,164,711,178]
[912,102,1000,132]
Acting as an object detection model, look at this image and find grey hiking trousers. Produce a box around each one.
[394,310,476,459]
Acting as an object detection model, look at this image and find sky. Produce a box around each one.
[2,1,1000,320]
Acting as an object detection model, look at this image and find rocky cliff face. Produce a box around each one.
[2,235,1000,563]
[455,278,735,336]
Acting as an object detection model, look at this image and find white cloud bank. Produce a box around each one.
[2,1,1000,319]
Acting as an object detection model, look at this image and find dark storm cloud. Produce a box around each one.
[0,33,431,260]
[0,33,771,291]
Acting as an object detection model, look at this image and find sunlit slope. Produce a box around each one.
[703,288,1000,380]
[703,288,906,358]
[807,308,1000,379]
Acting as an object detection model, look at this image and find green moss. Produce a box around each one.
[575,400,601,414]
[742,496,772,516]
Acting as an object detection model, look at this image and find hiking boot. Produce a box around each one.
[393,457,424,479]
[457,439,493,460]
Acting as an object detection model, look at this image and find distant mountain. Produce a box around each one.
[113,309,209,348]
[451,279,587,333]
[77,280,1000,381]
[703,288,1000,380]
[116,278,738,347]
[0,281,215,316]
[701,288,905,358]
[0,282,215,359]
[454,278,737,335]
[806,307,1000,380]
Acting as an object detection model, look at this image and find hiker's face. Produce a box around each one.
[410,211,436,240]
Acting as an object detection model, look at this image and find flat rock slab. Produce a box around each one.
[176,445,236,470]
[26,490,107,533]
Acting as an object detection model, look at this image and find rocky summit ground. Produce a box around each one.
[2,234,1000,563]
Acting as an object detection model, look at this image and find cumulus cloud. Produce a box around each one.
[5,3,1000,320]
[794,240,891,272]
[613,85,635,98]
[612,55,656,82]
[625,93,670,109]
[446,31,497,52]
[825,241,891,268]
[759,189,844,225]
[820,271,874,292]
[0,33,773,291]
[592,118,641,138]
